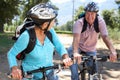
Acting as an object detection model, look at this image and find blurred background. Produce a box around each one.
[0,0,120,80]
[0,0,120,38]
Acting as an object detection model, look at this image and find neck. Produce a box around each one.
[89,23,93,27]
[35,27,44,35]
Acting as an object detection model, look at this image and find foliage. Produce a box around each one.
[0,0,20,24]
[56,31,72,34]
[74,6,84,21]
[4,24,16,32]
[0,0,51,33]
[102,9,120,29]
[59,21,73,31]
[108,28,120,40]
[0,0,20,32]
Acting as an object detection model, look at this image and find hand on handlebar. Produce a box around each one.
[109,52,117,62]
[63,57,73,68]
[11,66,22,80]
[73,52,82,64]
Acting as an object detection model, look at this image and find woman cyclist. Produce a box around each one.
[7,3,72,80]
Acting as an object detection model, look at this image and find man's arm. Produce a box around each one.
[102,35,117,62]
[72,33,82,64]
[72,33,80,53]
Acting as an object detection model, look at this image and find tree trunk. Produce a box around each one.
[0,23,4,33]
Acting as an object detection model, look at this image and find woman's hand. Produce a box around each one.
[63,57,73,68]
[11,66,22,80]
[62,54,73,68]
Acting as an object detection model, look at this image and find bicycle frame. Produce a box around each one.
[78,55,108,80]
[78,56,95,80]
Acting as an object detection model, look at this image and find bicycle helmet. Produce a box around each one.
[84,2,99,12]
[27,3,58,25]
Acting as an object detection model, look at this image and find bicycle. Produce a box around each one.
[8,64,65,80]
[77,52,109,80]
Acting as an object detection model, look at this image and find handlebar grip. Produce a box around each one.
[97,56,109,62]
[7,73,12,78]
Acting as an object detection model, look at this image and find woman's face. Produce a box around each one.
[42,19,55,31]
[85,11,97,26]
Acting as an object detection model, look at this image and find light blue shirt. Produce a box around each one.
[7,28,67,79]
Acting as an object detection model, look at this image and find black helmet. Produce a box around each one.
[27,3,58,25]
[84,2,99,12]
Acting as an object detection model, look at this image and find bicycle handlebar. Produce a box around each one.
[8,56,109,79]
[8,64,64,79]
[26,64,64,75]
[81,55,109,62]
[71,55,109,64]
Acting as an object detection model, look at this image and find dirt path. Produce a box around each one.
[0,34,120,80]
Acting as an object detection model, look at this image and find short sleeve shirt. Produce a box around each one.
[73,16,108,52]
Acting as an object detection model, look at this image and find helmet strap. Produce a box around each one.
[44,20,52,33]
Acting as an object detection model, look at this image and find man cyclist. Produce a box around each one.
[68,2,117,80]
[7,3,72,80]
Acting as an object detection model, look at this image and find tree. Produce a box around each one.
[0,0,51,33]
[102,10,120,29]
[0,0,20,32]
[59,21,73,31]
[115,0,120,14]
[74,6,84,21]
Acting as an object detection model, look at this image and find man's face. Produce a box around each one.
[85,11,97,26]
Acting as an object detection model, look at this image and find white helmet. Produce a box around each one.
[27,3,58,25]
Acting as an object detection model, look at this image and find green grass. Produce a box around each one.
[0,33,15,54]
[56,31,72,34]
